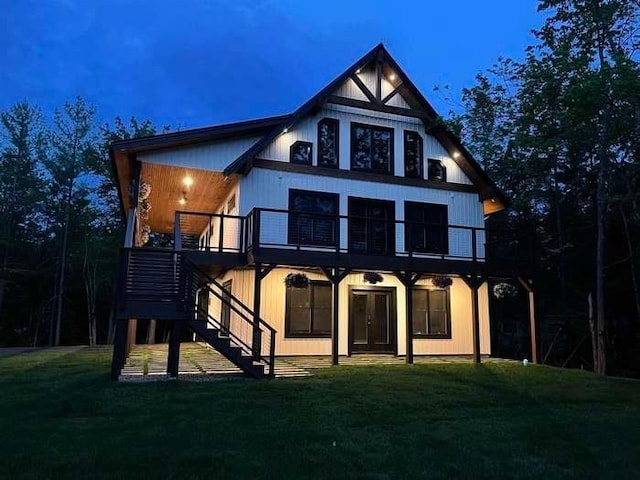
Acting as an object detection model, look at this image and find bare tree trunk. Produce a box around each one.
[53,184,72,346]
[83,242,98,345]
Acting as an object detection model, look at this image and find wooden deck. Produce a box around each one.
[119,343,516,381]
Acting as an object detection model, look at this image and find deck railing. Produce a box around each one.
[171,208,531,266]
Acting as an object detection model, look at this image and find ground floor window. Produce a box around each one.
[285,281,332,337]
[412,288,451,338]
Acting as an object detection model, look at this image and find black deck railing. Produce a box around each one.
[172,208,532,268]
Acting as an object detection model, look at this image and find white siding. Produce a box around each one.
[209,267,490,356]
[138,135,262,171]
[240,168,485,260]
[257,104,472,185]
[198,184,241,251]
[334,78,369,101]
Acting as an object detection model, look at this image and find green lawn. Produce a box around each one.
[1,349,640,479]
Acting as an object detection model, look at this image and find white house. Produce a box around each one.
[109,44,534,379]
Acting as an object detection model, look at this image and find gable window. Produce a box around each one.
[428,159,446,182]
[351,123,394,174]
[288,190,339,247]
[405,201,448,254]
[285,281,332,337]
[404,131,423,178]
[413,288,451,338]
[317,118,339,168]
[290,141,312,165]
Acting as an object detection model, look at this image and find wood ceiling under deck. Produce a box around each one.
[140,163,237,235]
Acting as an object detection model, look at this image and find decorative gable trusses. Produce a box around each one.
[223,44,508,213]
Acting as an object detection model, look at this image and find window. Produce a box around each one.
[428,159,446,181]
[351,123,394,174]
[405,202,448,254]
[413,288,451,338]
[288,190,339,247]
[404,131,423,178]
[226,194,236,213]
[290,141,312,165]
[285,281,332,337]
[349,197,395,255]
[317,118,339,168]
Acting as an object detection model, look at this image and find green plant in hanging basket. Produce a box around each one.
[284,273,309,289]
[432,276,453,288]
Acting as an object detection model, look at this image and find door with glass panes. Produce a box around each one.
[349,287,397,353]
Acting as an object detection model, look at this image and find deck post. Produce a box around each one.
[167,321,183,378]
[462,275,484,364]
[320,267,351,366]
[126,319,137,356]
[394,272,421,364]
[253,263,276,360]
[518,277,538,364]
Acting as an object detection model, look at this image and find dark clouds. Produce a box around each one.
[1,0,541,129]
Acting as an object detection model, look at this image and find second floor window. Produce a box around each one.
[351,123,394,174]
[318,118,339,168]
[404,131,423,178]
[288,189,339,247]
[405,201,449,254]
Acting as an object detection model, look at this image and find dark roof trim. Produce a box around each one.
[109,114,291,154]
[224,43,385,176]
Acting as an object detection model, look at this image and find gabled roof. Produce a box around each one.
[223,43,508,209]
[110,114,290,154]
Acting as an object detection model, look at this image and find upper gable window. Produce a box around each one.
[428,159,446,182]
[350,123,394,174]
[404,131,423,178]
[290,141,312,165]
[317,118,339,168]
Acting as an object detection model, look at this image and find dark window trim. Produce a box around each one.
[288,189,340,248]
[404,130,423,179]
[348,196,396,255]
[428,158,447,182]
[289,140,313,165]
[285,280,332,338]
[317,118,340,169]
[350,122,395,175]
[412,286,452,339]
[252,158,478,194]
[404,201,449,255]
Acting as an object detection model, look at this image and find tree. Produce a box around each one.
[42,97,100,346]
[0,101,46,342]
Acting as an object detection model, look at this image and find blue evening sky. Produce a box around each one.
[2,0,543,130]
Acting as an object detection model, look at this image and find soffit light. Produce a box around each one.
[452,151,460,159]
[183,176,194,188]
[389,73,396,81]
[178,196,187,206]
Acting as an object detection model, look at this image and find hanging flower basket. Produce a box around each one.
[432,276,453,289]
[139,182,152,201]
[284,273,309,289]
[363,272,383,284]
[492,282,518,299]
[141,225,151,245]
[139,199,151,220]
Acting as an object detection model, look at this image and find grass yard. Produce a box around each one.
[1,348,640,479]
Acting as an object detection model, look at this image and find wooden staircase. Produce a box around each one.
[112,248,275,380]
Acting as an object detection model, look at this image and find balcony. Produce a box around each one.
[169,209,531,276]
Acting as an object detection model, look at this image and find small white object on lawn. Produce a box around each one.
[523,359,529,366]
[332,441,336,447]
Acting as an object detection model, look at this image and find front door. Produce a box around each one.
[350,288,396,353]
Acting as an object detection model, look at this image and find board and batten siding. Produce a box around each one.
[240,168,485,260]
[257,104,472,184]
[198,184,241,251]
[138,134,262,171]
[207,267,490,356]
